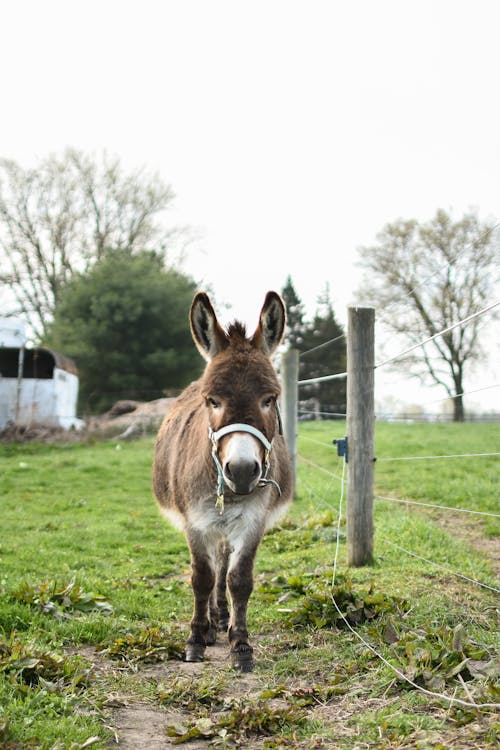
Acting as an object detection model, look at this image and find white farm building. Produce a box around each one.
[0,318,82,430]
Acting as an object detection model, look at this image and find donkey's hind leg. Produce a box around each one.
[207,541,230,645]
[217,541,230,632]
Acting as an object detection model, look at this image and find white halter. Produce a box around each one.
[209,422,281,513]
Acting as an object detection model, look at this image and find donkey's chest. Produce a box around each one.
[188,493,269,545]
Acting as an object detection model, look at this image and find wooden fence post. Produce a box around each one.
[281,348,299,495]
[347,307,375,566]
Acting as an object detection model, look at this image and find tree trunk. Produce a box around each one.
[452,366,465,422]
[453,394,465,422]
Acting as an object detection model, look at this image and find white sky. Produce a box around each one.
[1,0,499,412]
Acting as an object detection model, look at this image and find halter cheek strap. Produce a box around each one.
[209,422,282,514]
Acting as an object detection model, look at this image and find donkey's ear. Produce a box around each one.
[190,292,229,361]
[251,291,286,356]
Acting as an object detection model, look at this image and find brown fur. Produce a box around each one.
[153,292,292,670]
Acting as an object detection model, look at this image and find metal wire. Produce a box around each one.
[377,452,500,462]
[376,493,500,519]
[375,300,500,369]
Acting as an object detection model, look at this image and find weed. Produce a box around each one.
[390,622,498,692]
[166,698,309,745]
[98,625,184,664]
[285,570,408,629]
[11,578,113,620]
[0,633,90,691]
[259,683,349,705]
[156,671,228,710]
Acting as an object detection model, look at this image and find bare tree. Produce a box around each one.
[0,149,176,339]
[357,209,499,421]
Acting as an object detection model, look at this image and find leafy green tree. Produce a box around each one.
[357,209,498,421]
[47,249,200,413]
[299,285,346,417]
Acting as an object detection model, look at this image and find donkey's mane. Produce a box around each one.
[226,321,248,341]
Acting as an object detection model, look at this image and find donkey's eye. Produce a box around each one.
[262,396,275,410]
[206,397,221,409]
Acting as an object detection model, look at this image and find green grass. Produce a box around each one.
[0,422,499,748]
[373,421,500,532]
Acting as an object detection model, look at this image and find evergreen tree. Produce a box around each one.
[281,276,306,349]
[299,285,346,418]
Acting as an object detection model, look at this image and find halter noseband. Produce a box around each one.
[209,420,282,514]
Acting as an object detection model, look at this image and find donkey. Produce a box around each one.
[153,291,292,670]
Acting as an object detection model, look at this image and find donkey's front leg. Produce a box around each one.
[227,541,259,672]
[186,539,215,662]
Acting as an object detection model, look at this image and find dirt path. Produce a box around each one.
[110,704,176,750]
[101,642,262,749]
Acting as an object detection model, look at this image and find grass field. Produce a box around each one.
[0,421,498,748]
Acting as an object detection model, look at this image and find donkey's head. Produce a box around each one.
[190,291,286,496]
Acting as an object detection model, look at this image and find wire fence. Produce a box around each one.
[294,290,500,711]
[296,434,500,709]
[297,440,499,587]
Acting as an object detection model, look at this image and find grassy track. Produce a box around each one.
[0,422,498,748]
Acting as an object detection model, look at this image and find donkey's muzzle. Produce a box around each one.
[209,423,273,506]
[224,457,261,495]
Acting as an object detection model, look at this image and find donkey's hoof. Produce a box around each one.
[206,627,217,646]
[185,644,205,662]
[230,646,254,672]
